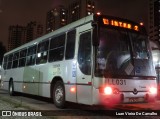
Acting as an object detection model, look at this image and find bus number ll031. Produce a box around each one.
[106,79,126,85]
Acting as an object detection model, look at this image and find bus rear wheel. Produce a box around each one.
[9,80,15,96]
[53,81,65,108]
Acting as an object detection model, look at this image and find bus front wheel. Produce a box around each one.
[53,81,65,108]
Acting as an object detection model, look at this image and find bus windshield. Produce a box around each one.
[132,33,148,59]
[95,28,154,78]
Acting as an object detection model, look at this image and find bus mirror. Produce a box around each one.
[92,22,99,46]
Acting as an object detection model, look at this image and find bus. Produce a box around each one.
[0,14,157,108]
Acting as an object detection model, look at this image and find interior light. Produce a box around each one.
[37,53,41,58]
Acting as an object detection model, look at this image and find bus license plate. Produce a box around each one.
[129,98,139,102]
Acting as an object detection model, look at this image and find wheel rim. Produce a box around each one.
[55,86,63,104]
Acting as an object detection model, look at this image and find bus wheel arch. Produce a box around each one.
[50,77,66,108]
[9,78,15,96]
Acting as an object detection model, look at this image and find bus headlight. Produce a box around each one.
[100,86,120,95]
[149,87,157,94]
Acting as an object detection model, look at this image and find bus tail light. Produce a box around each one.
[149,87,157,94]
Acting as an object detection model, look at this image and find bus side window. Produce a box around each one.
[12,52,19,68]
[49,34,65,62]
[26,45,37,66]
[78,31,91,75]
[3,56,8,70]
[19,49,27,67]
[65,30,76,59]
[36,40,49,64]
[7,54,13,69]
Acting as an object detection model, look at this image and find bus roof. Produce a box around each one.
[5,14,145,56]
[5,14,94,56]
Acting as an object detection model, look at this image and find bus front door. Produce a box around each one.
[77,26,93,105]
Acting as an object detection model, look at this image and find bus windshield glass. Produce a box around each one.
[132,33,148,59]
[95,28,153,78]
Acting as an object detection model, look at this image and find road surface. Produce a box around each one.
[0,89,160,119]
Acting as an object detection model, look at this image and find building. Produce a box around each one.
[26,21,44,43]
[46,0,95,33]
[37,24,44,38]
[149,0,160,44]
[46,5,67,33]
[8,22,43,51]
[68,0,95,23]
[8,25,26,51]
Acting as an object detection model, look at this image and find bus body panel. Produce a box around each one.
[14,68,24,92]
[23,65,38,95]
[92,78,157,105]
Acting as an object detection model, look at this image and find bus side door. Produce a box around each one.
[77,24,93,105]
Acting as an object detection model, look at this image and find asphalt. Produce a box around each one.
[1,89,160,119]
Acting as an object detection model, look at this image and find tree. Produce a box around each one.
[0,42,6,65]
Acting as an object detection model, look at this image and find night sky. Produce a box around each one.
[0,0,149,49]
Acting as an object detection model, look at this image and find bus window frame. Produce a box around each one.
[49,33,66,62]
[36,40,49,64]
[26,44,37,66]
[18,48,27,67]
[65,29,76,60]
